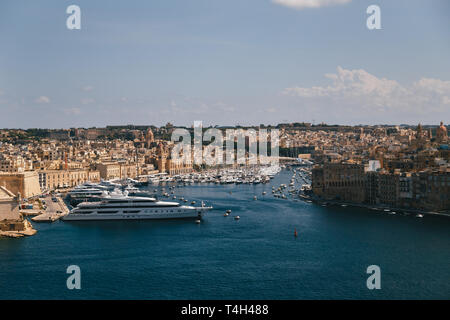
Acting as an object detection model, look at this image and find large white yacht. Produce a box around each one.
[67,180,123,205]
[62,194,212,221]
[67,187,104,201]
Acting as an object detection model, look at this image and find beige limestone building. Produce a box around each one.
[94,163,122,180]
[0,186,36,236]
[0,172,41,199]
[38,169,100,190]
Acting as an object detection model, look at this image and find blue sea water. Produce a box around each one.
[0,169,449,299]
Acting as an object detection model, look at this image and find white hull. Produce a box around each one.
[63,207,208,221]
[63,193,212,221]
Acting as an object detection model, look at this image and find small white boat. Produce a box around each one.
[234,216,240,220]
[195,219,201,224]
[416,214,424,218]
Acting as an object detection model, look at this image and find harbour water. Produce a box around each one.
[0,169,449,299]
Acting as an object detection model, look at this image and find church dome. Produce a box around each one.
[436,121,448,142]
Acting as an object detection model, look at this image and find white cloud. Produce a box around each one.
[272,0,352,10]
[35,96,50,104]
[282,66,450,121]
[412,78,450,95]
[284,66,403,102]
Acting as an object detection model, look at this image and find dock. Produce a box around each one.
[31,195,69,223]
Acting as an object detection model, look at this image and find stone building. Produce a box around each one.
[145,128,154,148]
[436,122,448,143]
[166,158,193,175]
[155,143,168,173]
[88,170,101,182]
[38,169,99,190]
[0,186,36,236]
[94,162,121,180]
[0,186,23,231]
[0,156,26,172]
[411,168,450,211]
[377,171,399,207]
[0,172,41,199]
[94,162,138,180]
[312,162,366,203]
[312,161,449,212]
[311,166,324,197]
[119,163,138,179]
[153,142,193,175]
[364,171,379,205]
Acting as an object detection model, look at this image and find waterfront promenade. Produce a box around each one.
[306,197,450,218]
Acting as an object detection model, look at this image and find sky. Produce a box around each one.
[0,0,449,128]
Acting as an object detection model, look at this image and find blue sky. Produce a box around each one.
[0,0,449,128]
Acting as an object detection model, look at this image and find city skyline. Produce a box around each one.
[0,120,448,131]
[1,0,450,128]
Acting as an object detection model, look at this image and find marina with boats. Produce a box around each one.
[7,158,441,237]
[55,163,313,222]
[11,159,440,232]
[62,165,284,221]
[42,161,439,224]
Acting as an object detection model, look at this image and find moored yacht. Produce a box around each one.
[63,194,212,221]
[67,187,105,204]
